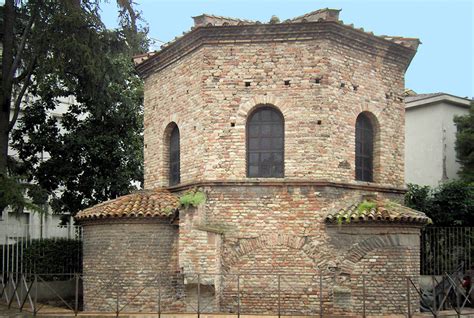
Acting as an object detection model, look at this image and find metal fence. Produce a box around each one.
[0,271,474,318]
[0,224,82,276]
[421,227,474,275]
[1,271,472,317]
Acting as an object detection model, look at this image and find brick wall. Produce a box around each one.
[350,246,420,315]
[174,184,421,315]
[144,33,409,189]
[81,220,182,312]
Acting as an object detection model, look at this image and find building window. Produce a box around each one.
[355,113,374,182]
[169,125,180,186]
[247,106,284,178]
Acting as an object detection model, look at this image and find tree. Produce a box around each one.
[454,100,474,182]
[405,181,474,226]
[1,1,148,216]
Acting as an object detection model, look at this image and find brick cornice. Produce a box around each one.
[166,179,406,194]
[78,217,176,226]
[137,21,417,78]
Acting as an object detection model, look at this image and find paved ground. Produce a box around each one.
[0,304,32,317]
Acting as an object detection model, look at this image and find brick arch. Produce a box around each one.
[157,94,200,134]
[223,233,330,271]
[234,95,293,124]
[350,104,383,124]
[339,234,403,274]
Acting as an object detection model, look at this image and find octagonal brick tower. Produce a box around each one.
[79,8,429,315]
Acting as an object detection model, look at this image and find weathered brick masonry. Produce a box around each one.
[81,220,182,312]
[77,8,428,316]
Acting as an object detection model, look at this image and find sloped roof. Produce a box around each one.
[405,92,445,103]
[404,92,472,108]
[132,52,158,66]
[75,188,179,221]
[325,196,430,225]
[135,8,420,77]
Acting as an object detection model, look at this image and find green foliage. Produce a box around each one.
[23,238,82,276]
[0,157,48,214]
[0,174,30,213]
[357,200,376,214]
[454,100,474,182]
[179,191,206,209]
[405,181,474,226]
[336,214,345,225]
[336,200,377,225]
[9,1,148,216]
[405,183,431,212]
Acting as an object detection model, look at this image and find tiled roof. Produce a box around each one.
[136,8,419,69]
[193,13,256,25]
[133,52,158,66]
[325,196,431,225]
[290,8,341,23]
[75,188,179,221]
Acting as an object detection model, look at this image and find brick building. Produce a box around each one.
[76,8,430,315]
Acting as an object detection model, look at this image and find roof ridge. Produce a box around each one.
[193,13,256,23]
[290,8,341,21]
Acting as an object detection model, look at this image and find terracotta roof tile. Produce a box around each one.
[133,52,158,66]
[325,196,431,225]
[135,9,419,69]
[75,188,179,221]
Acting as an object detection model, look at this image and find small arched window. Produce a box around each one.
[169,125,180,186]
[355,113,374,182]
[247,106,284,178]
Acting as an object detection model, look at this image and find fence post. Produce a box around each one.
[319,273,323,318]
[157,274,161,318]
[432,275,437,316]
[237,274,241,318]
[33,274,38,316]
[197,274,201,318]
[74,273,79,316]
[277,274,281,318]
[115,277,119,318]
[406,277,412,318]
[362,275,366,318]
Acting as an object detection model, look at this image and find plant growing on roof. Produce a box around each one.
[179,190,206,209]
[336,200,378,225]
[357,200,377,214]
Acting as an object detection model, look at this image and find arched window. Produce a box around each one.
[169,125,180,186]
[247,106,284,178]
[355,113,374,182]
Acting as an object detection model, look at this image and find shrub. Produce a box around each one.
[23,238,82,276]
[405,181,474,226]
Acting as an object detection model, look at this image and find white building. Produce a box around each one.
[404,92,472,187]
[0,97,75,244]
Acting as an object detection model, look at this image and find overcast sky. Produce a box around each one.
[100,0,472,98]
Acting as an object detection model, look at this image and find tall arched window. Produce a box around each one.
[169,125,180,186]
[355,113,374,182]
[247,106,284,178]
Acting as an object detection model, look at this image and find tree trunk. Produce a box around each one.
[0,0,15,174]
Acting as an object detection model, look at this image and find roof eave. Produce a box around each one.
[135,21,418,79]
[406,94,472,109]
